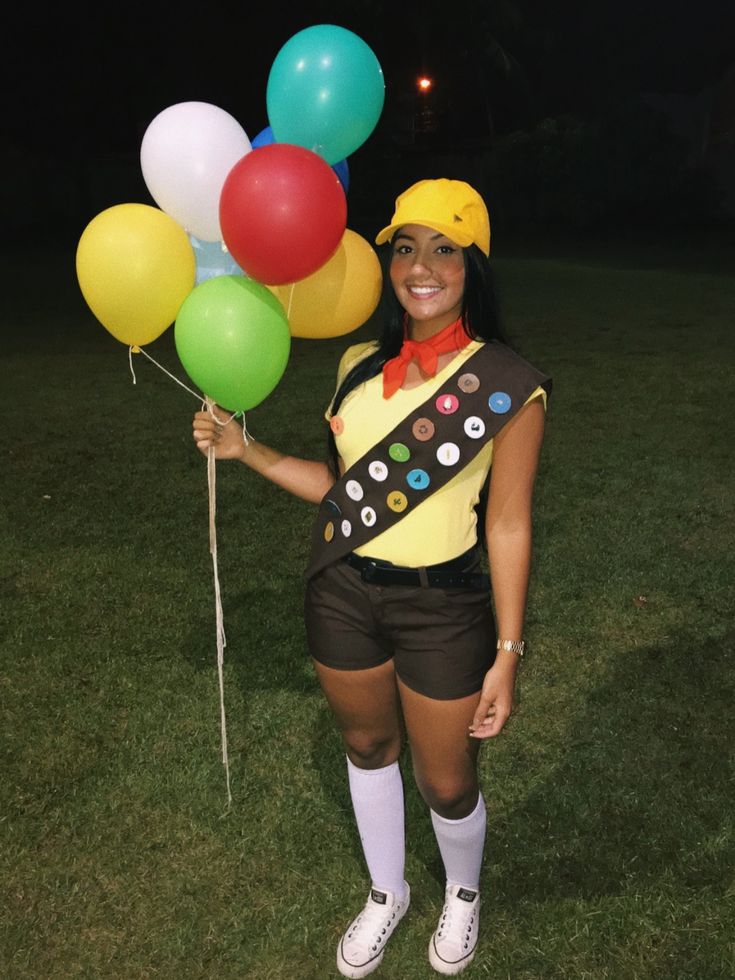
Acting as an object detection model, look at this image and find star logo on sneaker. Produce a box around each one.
[370,889,387,904]
[457,888,477,902]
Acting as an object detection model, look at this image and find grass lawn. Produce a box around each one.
[2,229,733,979]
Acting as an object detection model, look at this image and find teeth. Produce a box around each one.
[410,286,439,295]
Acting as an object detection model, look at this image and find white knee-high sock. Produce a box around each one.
[346,756,407,899]
[430,793,487,891]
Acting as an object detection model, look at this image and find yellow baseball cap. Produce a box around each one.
[375,178,491,256]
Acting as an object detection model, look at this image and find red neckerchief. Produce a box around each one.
[382,316,471,399]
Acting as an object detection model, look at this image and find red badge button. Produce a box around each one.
[436,393,459,415]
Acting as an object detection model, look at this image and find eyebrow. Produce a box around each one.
[393,231,448,245]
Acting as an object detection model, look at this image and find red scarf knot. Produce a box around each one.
[382,317,471,399]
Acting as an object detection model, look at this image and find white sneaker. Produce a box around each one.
[428,884,480,975]
[336,883,410,978]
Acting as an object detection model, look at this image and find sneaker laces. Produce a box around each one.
[346,894,403,955]
[435,888,478,954]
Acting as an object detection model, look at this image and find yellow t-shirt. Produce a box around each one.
[326,340,546,566]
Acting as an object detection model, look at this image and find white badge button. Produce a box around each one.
[437,442,461,466]
[360,506,377,527]
[464,416,486,439]
[345,479,364,501]
[368,460,388,482]
[341,519,352,537]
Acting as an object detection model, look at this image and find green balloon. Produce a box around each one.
[175,275,290,412]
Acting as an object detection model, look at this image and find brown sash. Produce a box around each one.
[306,341,551,580]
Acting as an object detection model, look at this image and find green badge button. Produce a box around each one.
[388,442,411,463]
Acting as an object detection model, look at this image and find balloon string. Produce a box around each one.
[125,346,253,446]
[124,350,254,807]
[286,283,295,320]
[128,345,203,401]
[206,399,232,809]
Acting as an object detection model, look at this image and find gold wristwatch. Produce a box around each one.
[497,639,525,658]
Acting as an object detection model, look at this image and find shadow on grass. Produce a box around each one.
[303,629,733,905]
[494,630,733,904]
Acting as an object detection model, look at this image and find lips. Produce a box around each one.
[407,285,442,299]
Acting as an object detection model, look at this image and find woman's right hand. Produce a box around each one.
[192,406,247,461]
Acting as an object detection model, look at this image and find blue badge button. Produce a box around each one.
[488,391,511,414]
[406,468,430,490]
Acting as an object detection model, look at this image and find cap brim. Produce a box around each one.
[374,221,475,249]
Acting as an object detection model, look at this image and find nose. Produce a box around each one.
[409,248,433,272]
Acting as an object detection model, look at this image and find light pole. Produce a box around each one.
[414,75,438,141]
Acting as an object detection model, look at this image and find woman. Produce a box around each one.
[192,178,551,977]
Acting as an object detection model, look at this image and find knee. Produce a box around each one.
[344,731,401,769]
[419,777,479,820]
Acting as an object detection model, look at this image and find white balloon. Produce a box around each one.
[141,101,252,242]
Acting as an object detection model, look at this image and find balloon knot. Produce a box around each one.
[130,345,142,354]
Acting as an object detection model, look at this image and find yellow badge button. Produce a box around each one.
[324,521,335,542]
[387,491,408,513]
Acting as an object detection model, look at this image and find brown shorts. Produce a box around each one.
[304,558,496,701]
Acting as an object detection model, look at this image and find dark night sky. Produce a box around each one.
[8,0,733,149]
[4,0,734,238]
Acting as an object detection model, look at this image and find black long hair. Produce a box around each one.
[326,242,511,478]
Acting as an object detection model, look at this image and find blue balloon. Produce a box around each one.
[251,126,350,193]
[251,125,275,149]
[333,157,350,194]
[189,235,245,285]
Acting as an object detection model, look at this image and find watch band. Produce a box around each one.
[497,638,525,658]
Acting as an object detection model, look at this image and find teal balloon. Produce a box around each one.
[175,276,290,412]
[266,24,385,166]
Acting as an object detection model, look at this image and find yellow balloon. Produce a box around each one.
[269,228,382,339]
[76,203,196,346]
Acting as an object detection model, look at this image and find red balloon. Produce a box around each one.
[219,143,347,285]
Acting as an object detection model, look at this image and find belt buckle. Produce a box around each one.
[361,560,379,583]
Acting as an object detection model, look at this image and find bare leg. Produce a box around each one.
[312,658,408,902]
[397,677,482,819]
[312,658,403,766]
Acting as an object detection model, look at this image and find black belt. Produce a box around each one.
[343,547,489,590]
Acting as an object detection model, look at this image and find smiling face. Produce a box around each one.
[389,224,466,340]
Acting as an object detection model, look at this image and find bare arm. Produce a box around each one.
[469,397,546,739]
[192,405,335,505]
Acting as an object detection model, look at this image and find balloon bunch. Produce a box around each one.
[75,24,386,414]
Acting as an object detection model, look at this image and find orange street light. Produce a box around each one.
[417,76,433,93]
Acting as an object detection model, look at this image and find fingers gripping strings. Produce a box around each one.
[204,398,253,446]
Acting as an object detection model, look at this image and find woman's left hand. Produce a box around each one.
[468,660,518,739]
